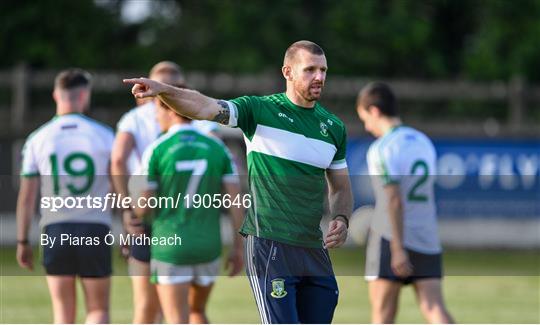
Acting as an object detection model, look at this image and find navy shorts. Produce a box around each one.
[245,235,339,324]
[366,232,442,285]
[42,222,112,277]
[129,224,151,262]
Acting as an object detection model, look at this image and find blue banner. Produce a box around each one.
[347,138,540,219]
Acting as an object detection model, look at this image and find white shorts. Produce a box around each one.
[151,258,221,286]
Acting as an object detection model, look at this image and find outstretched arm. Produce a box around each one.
[123,78,231,124]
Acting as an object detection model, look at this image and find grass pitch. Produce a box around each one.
[0,247,538,323]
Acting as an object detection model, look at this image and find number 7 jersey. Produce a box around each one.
[367,126,441,254]
[137,123,237,265]
[20,113,114,227]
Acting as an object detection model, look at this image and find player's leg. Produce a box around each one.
[296,248,339,323]
[46,276,77,323]
[152,259,195,323]
[42,223,78,323]
[368,279,401,323]
[129,260,162,323]
[77,223,112,323]
[188,283,213,324]
[155,281,191,323]
[413,279,454,324]
[80,277,110,323]
[407,248,453,323]
[365,232,402,323]
[188,258,221,323]
[245,235,300,324]
[296,276,339,323]
[129,233,161,323]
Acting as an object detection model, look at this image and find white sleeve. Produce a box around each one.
[379,144,402,184]
[221,100,238,128]
[116,110,137,135]
[128,145,158,197]
[20,137,39,177]
[328,159,348,170]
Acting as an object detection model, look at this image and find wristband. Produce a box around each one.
[332,214,349,229]
[17,239,29,245]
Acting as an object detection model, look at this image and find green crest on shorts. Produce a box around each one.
[270,278,287,298]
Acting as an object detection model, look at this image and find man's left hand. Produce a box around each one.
[324,218,348,248]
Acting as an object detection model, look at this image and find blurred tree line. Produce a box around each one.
[2,0,540,81]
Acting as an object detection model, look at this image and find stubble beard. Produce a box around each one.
[301,84,323,103]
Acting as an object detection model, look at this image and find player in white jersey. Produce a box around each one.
[111,61,217,323]
[16,69,114,323]
[356,82,454,323]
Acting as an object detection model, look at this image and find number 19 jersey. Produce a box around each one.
[21,113,114,227]
[367,126,441,254]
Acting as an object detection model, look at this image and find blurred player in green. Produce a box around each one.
[16,69,114,323]
[112,61,216,323]
[356,81,454,323]
[133,96,244,324]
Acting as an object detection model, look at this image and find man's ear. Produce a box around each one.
[79,89,89,102]
[368,105,382,117]
[282,65,293,81]
[167,108,178,119]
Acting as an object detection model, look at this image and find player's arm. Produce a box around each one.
[324,167,353,248]
[385,184,413,277]
[16,177,39,270]
[128,154,157,234]
[223,180,245,276]
[110,132,142,234]
[131,188,154,235]
[123,78,230,124]
[111,132,135,198]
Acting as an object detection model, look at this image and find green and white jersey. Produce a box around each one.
[367,126,441,254]
[20,113,114,227]
[223,93,348,248]
[140,123,237,265]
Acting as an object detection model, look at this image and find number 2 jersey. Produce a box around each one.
[21,113,114,228]
[367,126,441,254]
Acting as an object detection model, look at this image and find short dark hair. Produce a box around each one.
[284,40,325,64]
[357,81,398,117]
[54,68,92,90]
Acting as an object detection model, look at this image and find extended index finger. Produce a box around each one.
[122,77,147,85]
